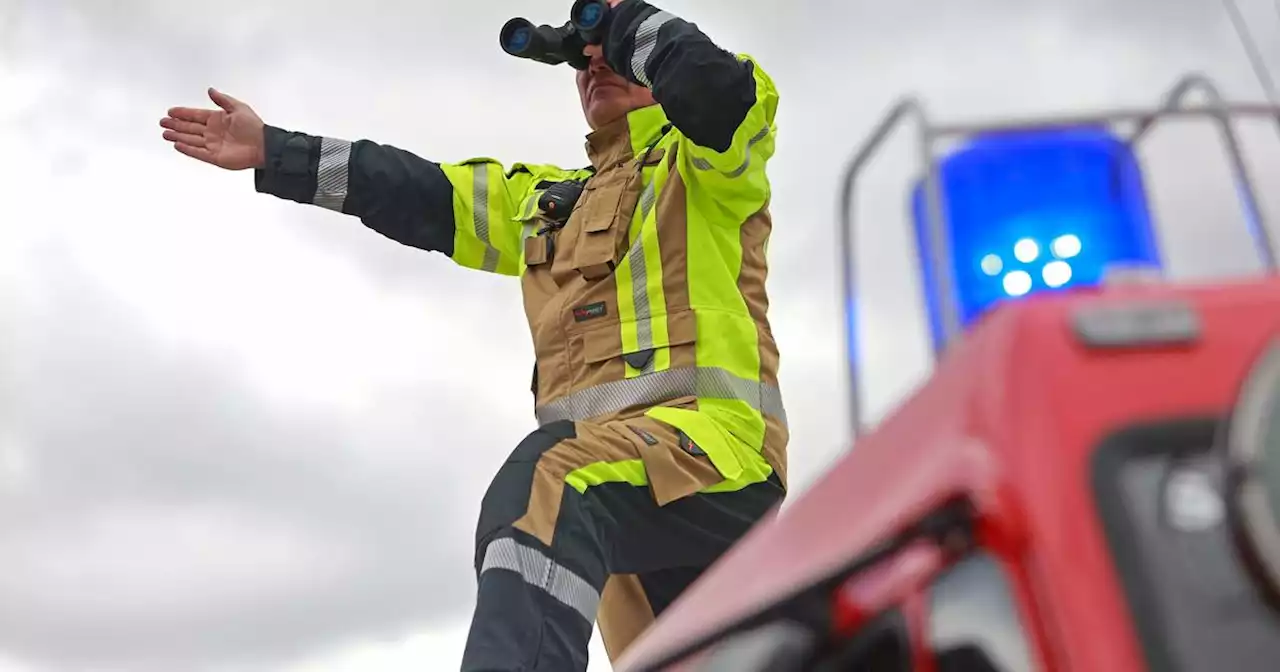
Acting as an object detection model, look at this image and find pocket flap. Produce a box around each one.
[524,236,550,266]
[639,147,666,167]
[643,405,745,486]
[579,171,631,233]
[581,310,698,364]
[584,213,614,234]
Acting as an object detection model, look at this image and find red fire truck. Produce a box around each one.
[613,73,1280,671]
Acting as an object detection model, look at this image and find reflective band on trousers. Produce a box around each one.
[534,365,787,426]
[480,537,600,623]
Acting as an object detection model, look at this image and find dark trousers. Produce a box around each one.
[460,416,785,671]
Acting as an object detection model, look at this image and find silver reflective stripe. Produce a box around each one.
[472,163,500,272]
[521,191,542,219]
[519,191,545,243]
[625,179,660,373]
[630,10,674,87]
[480,537,600,623]
[690,124,770,177]
[314,137,352,211]
[535,366,787,427]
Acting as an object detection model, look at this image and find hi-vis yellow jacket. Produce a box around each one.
[254,0,787,491]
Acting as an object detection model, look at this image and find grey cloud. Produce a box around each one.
[0,245,499,670]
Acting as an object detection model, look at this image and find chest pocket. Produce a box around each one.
[568,167,644,280]
[518,181,577,270]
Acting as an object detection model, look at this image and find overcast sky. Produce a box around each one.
[2,0,1280,670]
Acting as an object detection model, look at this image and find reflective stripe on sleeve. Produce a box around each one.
[471,163,501,273]
[630,10,675,87]
[689,123,770,177]
[314,137,352,211]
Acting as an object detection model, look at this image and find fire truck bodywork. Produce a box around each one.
[618,278,1280,671]
[613,74,1280,672]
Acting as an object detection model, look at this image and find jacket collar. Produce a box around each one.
[584,104,670,170]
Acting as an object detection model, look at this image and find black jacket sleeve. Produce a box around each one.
[600,0,758,154]
[253,125,456,255]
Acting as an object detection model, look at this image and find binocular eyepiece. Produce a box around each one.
[500,0,611,71]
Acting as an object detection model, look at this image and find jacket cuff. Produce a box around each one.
[601,0,668,87]
[253,125,320,205]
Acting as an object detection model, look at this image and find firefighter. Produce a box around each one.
[159,0,786,668]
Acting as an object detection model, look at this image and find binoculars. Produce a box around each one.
[500,0,611,70]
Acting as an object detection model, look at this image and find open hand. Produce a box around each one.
[160,88,265,170]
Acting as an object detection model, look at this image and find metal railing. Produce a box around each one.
[837,72,1280,440]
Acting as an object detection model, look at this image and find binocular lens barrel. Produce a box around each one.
[570,0,608,43]
[571,0,606,30]
[500,18,536,56]
[500,17,582,67]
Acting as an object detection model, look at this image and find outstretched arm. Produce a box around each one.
[161,88,578,276]
[599,0,779,205]
[255,127,560,276]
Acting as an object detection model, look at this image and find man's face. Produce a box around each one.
[576,44,656,130]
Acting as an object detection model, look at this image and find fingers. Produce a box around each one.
[173,142,214,163]
[207,87,243,112]
[159,116,205,135]
[166,106,213,123]
[162,129,206,147]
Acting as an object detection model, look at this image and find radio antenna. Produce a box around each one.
[1222,0,1280,105]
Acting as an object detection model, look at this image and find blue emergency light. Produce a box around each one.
[910,126,1162,353]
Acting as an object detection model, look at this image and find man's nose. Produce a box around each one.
[583,44,608,71]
